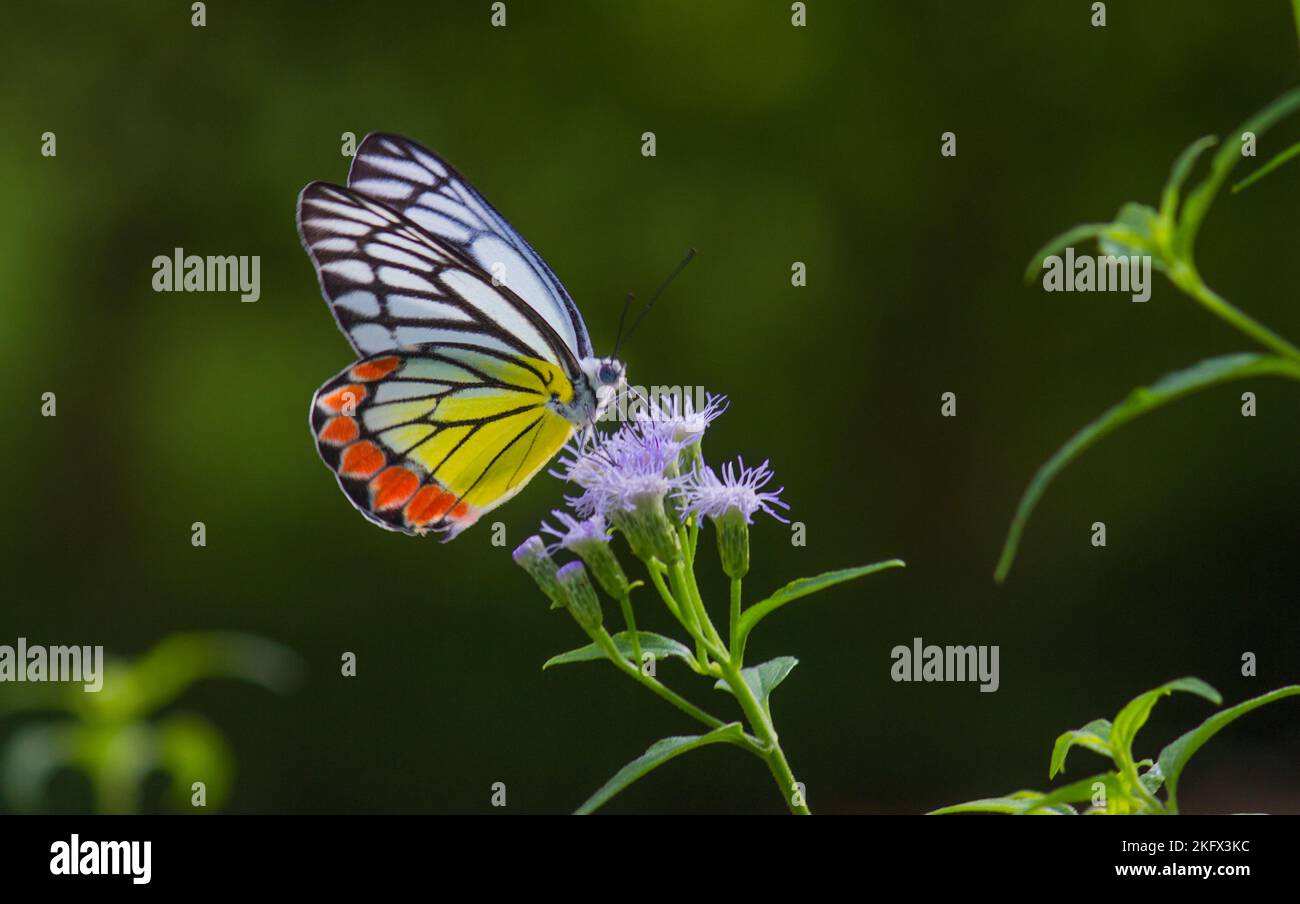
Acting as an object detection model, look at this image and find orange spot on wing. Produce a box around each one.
[318,384,367,413]
[404,485,456,527]
[450,502,470,520]
[339,441,384,478]
[318,416,359,445]
[351,356,401,381]
[370,466,420,510]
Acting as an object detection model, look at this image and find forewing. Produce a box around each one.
[310,347,575,539]
[346,133,593,359]
[297,181,580,373]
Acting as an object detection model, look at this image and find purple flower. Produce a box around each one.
[640,392,728,445]
[512,535,568,609]
[676,457,790,524]
[512,535,550,566]
[553,420,686,517]
[540,510,610,554]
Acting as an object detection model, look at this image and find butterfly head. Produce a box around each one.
[575,356,626,422]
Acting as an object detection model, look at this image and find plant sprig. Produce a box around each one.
[997,84,1300,582]
[932,678,1300,815]
[515,396,904,814]
[0,632,302,814]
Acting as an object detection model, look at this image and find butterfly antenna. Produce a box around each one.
[626,247,696,343]
[612,292,636,358]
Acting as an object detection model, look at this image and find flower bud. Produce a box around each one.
[610,492,681,564]
[556,561,603,632]
[714,508,750,580]
[512,536,569,610]
[572,538,630,600]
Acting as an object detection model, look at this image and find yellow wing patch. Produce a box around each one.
[311,349,576,537]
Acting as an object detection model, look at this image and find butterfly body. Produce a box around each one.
[299,135,625,538]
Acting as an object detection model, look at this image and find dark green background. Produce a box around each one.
[4,0,1299,814]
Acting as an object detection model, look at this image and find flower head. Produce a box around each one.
[551,420,686,562]
[640,392,728,446]
[541,510,630,598]
[676,457,790,525]
[553,421,686,518]
[540,510,610,554]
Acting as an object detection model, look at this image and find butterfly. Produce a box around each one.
[298,134,627,539]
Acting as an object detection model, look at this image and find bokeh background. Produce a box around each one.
[3,0,1299,814]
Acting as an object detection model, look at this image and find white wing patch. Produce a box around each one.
[297,182,580,373]
[347,133,593,360]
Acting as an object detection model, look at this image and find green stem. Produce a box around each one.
[618,594,643,667]
[1172,264,1300,363]
[589,627,727,732]
[718,660,810,815]
[671,559,726,662]
[668,563,711,666]
[1293,0,1300,56]
[646,560,712,675]
[676,526,728,654]
[646,561,684,624]
[729,578,743,663]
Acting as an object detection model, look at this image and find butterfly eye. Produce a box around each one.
[598,363,618,385]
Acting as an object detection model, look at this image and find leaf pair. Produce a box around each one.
[932,678,1300,815]
[545,561,904,813]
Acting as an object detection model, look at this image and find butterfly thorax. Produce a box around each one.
[560,356,626,426]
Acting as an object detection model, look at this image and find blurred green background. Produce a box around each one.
[3,0,1299,814]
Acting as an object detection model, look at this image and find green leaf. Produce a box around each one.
[542,631,693,669]
[932,774,1118,815]
[715,657,798,707]
[574,723,745,815]
[1175,85,1300,259]
[1036,773,1122,813]
[96,632,304,721]
[158,712,233,811]
[1160,136,1217,221]
[1156,685,1300,813]
[1097,202,1162,262]
[1139,763,1165,795]
[929,796,1072,815]
[736,560,904,649]
[0,724,78,813]
[1049,718,1113,779]
[1231,138,1300,193]
[995,353,1300,582]
[1110,677,1221,778]
[1023,222,1112,283]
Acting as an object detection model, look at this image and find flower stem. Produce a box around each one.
[671,559,726,663]
[646,560,684,623]
[717,660,810,815]
[729,577,743,663]
[617,594,643,666]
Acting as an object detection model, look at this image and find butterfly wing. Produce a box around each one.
[310,346,575,538]
[345,133,593,360]
[297,181,583,376]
